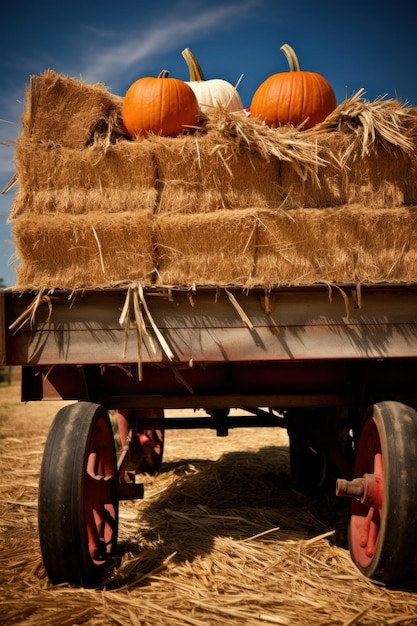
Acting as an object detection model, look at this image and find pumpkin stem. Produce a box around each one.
[158,69,170,79]
[182,48,206,82]
[280,44,302,72]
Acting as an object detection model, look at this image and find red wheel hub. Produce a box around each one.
[336,416,384,566]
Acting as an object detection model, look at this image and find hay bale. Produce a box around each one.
[14,140,156,192]
[11,141,157,217]
[13,211,155,290]
[11,188,157,218]
[255,205,417,286]
[279,92,417,209]
[8,73,417,290]
[403,110,417,204]
[278,134,345,209]
[21,70,124,149]
[154,209,257,285]
[153,133,281,214]
[279,142,408,209]
[342,152,408,208]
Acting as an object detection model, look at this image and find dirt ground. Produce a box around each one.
[1,369,417,625]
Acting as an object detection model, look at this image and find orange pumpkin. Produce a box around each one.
[250,44,336,130]
[122,70,200,138]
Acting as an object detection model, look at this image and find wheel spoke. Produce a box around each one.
[366,508,380,558]
[139,429,164,467]
[86,493,117,563]
[116,409,165,475]
[357,505,379,556]
[85,418,117,564]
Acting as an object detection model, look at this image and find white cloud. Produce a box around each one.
[79,0,260,84]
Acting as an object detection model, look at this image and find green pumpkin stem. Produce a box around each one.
[158,69,170,78]
[182,48,206,82]
[280,44,302,72]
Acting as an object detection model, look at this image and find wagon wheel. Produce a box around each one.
[117,408,165,475]
[38,402,118,586]
[338,401,417,583]
[134,409,165,474]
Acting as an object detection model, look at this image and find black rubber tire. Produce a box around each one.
[38,402,118,586]
[349,401,417,583]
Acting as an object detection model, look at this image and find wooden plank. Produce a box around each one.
[4,286,417,366]
[8,323,417,366]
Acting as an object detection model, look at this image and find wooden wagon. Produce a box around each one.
[3,68,417,587]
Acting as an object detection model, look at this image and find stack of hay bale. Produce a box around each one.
[8,70,417,291]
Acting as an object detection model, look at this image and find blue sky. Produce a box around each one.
[0,0,415,287]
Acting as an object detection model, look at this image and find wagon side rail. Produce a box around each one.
[3,284,417,412]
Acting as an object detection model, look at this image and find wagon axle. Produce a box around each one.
[336,474,383,509]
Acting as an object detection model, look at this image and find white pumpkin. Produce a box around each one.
[181,48,244,114]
